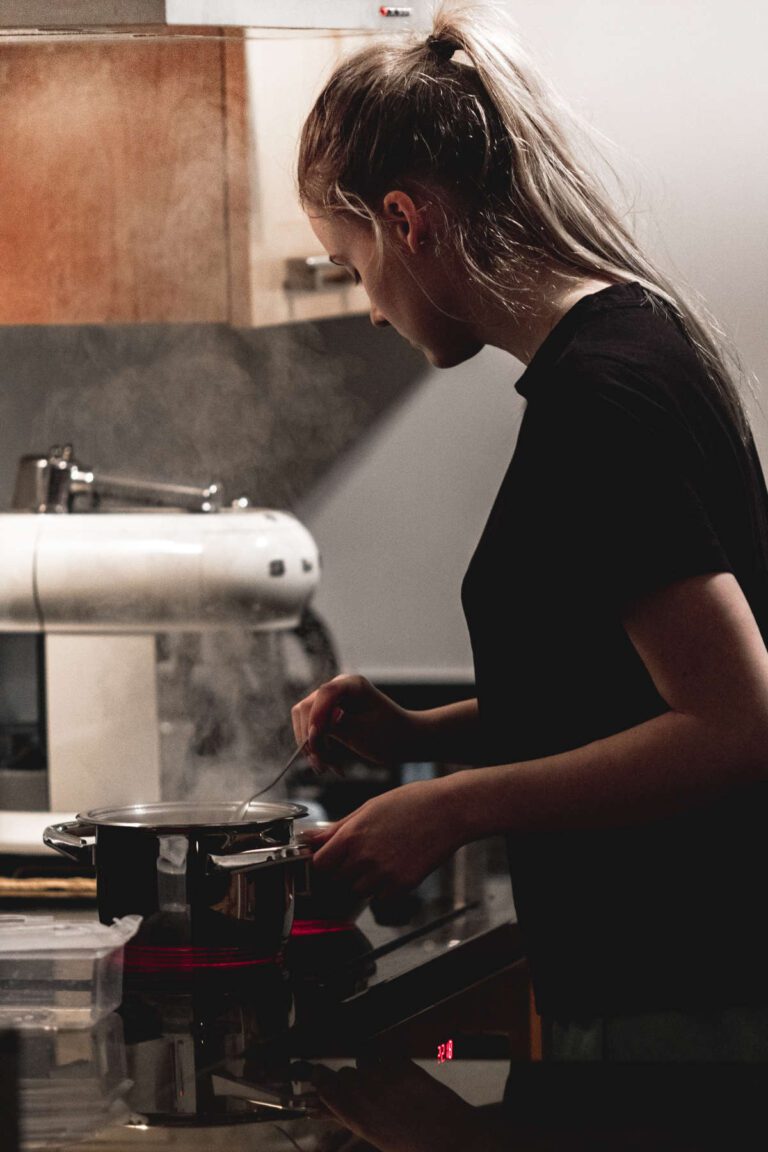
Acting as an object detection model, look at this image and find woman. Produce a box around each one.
[291,3,768,1060]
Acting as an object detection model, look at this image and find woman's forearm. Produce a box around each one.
[442,707,768,840]
[408,698,482,764]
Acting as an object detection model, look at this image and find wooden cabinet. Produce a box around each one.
[0,33,239,323]
[0,30,368,327]
[243,32,369,326]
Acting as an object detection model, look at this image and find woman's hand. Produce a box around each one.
[291,674,423,773]
[310,776,466,899]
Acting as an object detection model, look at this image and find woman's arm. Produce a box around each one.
[409,697,482,764]
[450,570,768,837]
[292,677,482,768]
[312,572,768,895]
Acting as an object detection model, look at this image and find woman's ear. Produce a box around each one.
[381,190,426,254]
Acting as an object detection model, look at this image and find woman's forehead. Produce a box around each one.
[308,209,370,254]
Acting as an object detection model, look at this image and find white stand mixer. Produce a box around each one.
[0,446,320,848]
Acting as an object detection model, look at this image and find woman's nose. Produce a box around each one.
[370,306,390,329]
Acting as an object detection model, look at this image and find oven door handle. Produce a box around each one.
[208,842,312,874]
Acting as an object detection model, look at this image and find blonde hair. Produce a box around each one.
[298,2,749,437]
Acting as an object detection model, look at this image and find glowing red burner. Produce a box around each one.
[124,944,282,974]
[290,919,357,936]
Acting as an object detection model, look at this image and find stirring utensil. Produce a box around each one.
[236,741,308,820]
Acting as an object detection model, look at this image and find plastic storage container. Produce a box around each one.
[19,1011,133,1148]
[0,914,141,1029]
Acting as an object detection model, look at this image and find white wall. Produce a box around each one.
[300,344,526,681]
[299,0,768,681]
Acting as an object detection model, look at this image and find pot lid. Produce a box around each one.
[80,800,307,830]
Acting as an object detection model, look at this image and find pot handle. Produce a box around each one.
[42,819,97,866]
[208,842,312,875]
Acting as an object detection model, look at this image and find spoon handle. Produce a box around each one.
[239,741,308,814]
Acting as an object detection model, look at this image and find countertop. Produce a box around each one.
[5,860,768,1151]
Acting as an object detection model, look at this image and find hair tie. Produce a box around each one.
[426,34,458,63]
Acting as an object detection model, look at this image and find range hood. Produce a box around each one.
[0,1,430,31]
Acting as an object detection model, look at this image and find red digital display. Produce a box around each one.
[436,1039,454,1063]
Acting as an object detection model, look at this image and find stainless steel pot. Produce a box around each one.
[43,800,310,958]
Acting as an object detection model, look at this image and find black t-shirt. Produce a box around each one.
[461,282,768,1018]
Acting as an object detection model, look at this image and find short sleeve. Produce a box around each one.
[536,366,732,608]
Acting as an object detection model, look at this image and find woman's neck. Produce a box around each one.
[477,272,616,365]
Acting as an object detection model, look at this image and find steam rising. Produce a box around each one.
[158,629,300,801]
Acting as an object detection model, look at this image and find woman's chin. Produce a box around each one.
[426,340,484,369]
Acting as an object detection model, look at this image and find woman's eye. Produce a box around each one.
[329,258,360,286]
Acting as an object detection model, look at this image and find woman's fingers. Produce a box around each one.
[311,822,351,870]
[291,691,316,747]
[292,677,357,754]
[306,678,355,743]
[304,680,368,769]
[300,822,338,849]
[310,780,457,899]
[351,869,390,899]
[312,819,394,898]
[291,673,400,775]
